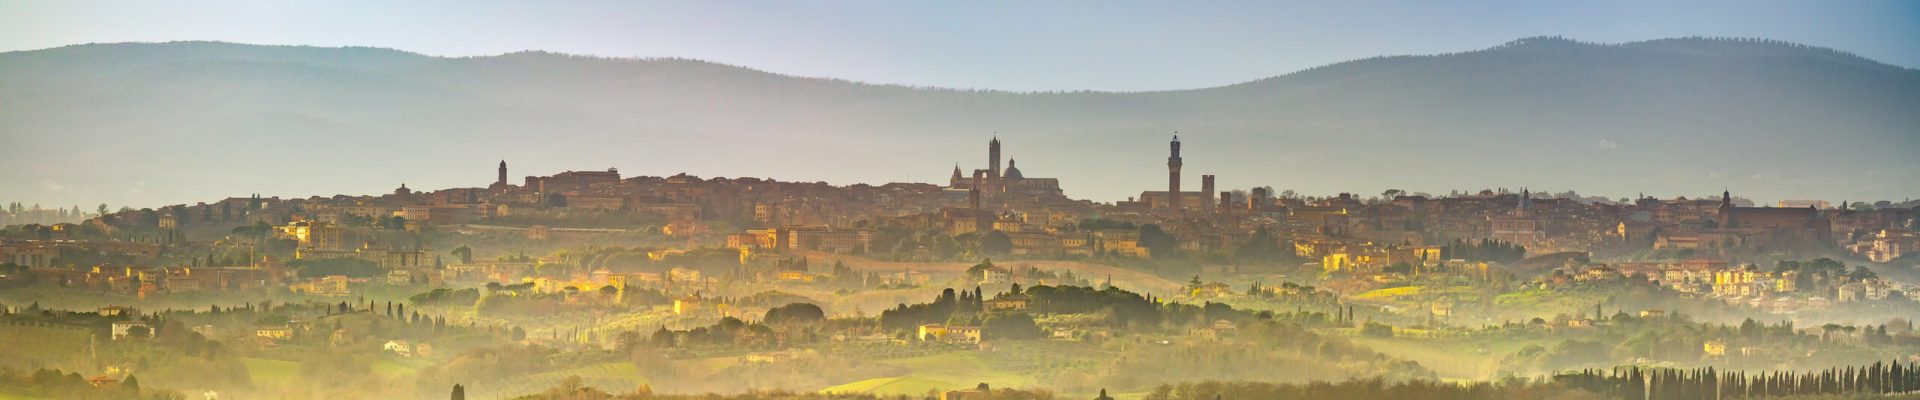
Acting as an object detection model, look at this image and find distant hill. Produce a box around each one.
[2,37,1915,208]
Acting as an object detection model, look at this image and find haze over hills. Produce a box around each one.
[2,36,1915,209]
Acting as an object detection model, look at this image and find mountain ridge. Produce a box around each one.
[11,36,1909,93]
[1,37,1915,208]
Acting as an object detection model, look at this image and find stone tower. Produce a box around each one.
[497,160,508,187]
[970,170,990,232]
[1201,174,1216,213]
[1168,135,1183,214]
[988,136,1002,195]
[970,170,984,210]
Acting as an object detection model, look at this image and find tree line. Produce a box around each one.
[1555,361,1920,399]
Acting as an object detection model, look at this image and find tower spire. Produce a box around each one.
[987,135,1003,197]
[497,159,509,187]
[1168,133,1183,216]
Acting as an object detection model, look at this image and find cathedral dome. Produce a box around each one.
[1003,160,1024,179]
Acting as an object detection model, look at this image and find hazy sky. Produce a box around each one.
[2,1,1917,209]
[3,1,1916,91]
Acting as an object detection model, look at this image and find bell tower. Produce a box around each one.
[1168,134,1183,214]
[988,136,1002,195]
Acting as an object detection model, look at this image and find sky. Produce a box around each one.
[1,1,1916,91]
[1,1,1917,209]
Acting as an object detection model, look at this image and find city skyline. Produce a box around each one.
[5,134,1866,213]
[3,4,1919,399]
[4,3,1917,208]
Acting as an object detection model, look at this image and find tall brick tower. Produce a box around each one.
[497,160,508,187]
[987,136,1002,196]
[971,170,989,232]
[1168,134,1182,216]
[1201,174,1216,213]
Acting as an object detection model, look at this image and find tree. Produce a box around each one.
[1235,227,1285,263]
[982,313,1043,340]
[451,246,473,264]
[1138,224,1176,258]
[451,384,465,400]
[1848,266,1878,282]
[763,303,825,326]
[126,325,152,339]
[967,259,997,276]
[980,230,1013,255]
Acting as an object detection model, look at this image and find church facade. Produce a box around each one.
[948,137,1063,198]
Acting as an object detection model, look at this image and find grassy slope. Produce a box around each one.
[239,357,300,387]
[820,376,956,396]
[484,362,645,399]
[819,351,1030,396]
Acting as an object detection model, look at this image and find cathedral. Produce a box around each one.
[1490,188,1546,245]
[1718,190,1824,232]
[948,137,1063,198]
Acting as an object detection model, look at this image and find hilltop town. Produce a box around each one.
[2,136,1918,400]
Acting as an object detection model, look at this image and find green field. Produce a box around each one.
[1348,335,1550,381]
[885,351,1030,387]
[478,362,645,399]
[1494,287,1611,320]
[820,375,958,396]
[523,362,643,383]
[0,324,89,364]
[1352,286,1424,301]
[372,358,427,378]
[820,351,1032,396]
[240,357,301,387]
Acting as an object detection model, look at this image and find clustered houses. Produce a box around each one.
[1542,257,1913,314]
[1851,228,1918,262]
[0,261,284,299]
[0,240,159,269]
[933,141,1906,280]
[3,135,1915,307]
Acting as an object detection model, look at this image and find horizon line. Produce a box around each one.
[6,35,1910,95]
